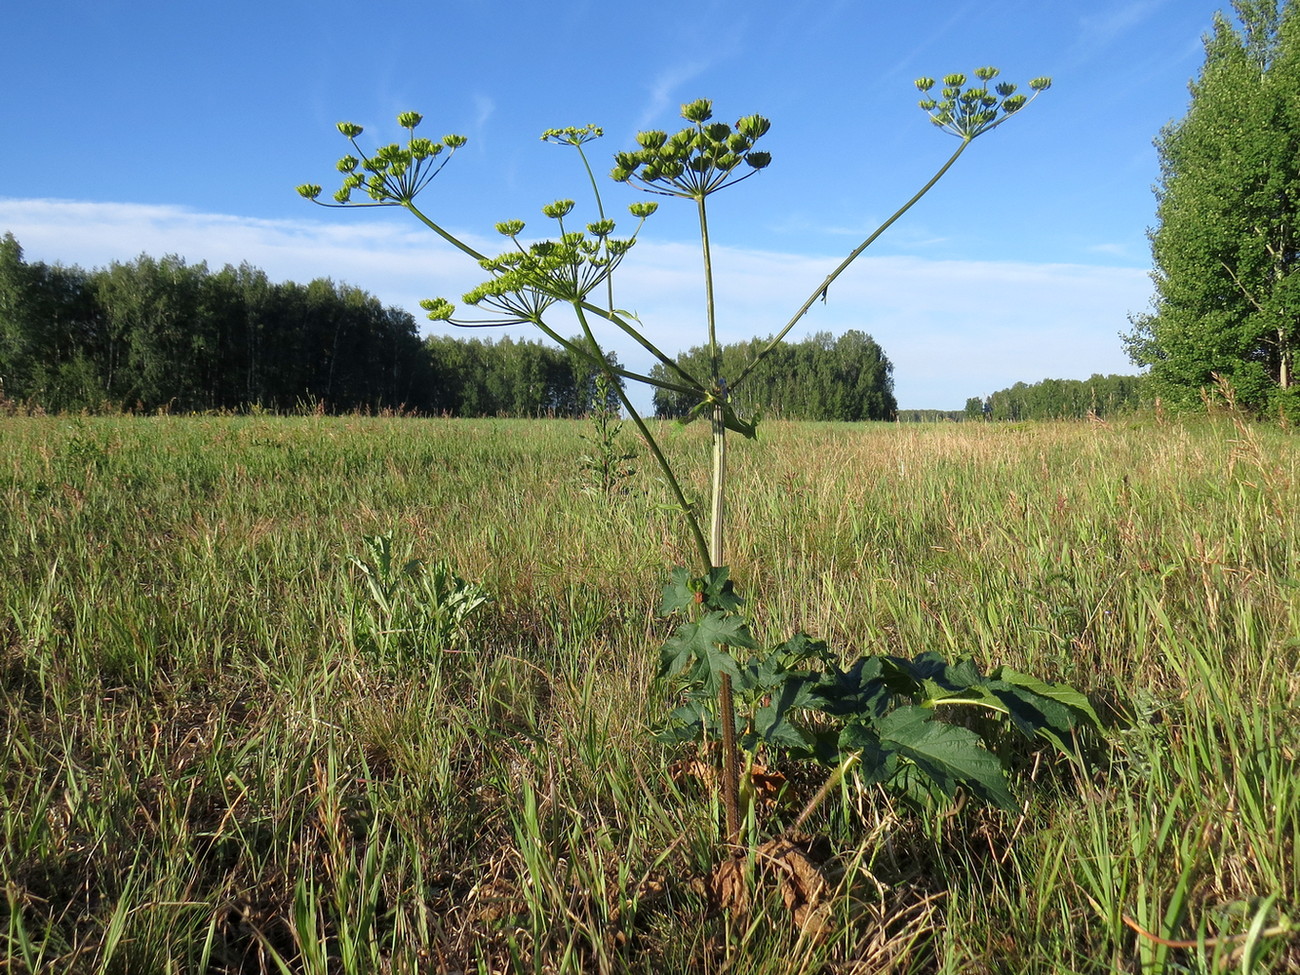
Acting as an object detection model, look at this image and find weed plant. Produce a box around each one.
[297,78,1089,906]
[1,413,1297,972]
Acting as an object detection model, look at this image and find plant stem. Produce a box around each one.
[696,192,742,856]
[579,302,706,391]
[719,674,740,848]
[523,318,702,397]
[786,751,862,838]
[731,138,973,391]
[698,198,721,386]
[402,202,487,262]
[710,404,727,565]
[409,185,703,396]
[573,144,616,314]
[695,195,727,567]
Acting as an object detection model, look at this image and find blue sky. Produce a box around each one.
[2,0,1233,409]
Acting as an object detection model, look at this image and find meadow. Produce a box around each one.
[1,412,1297,973]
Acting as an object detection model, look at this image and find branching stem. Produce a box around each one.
[403,201,486,262]
[733,137,973,391]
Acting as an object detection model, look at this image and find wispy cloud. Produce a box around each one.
[473,94,495,137]
[1078,0,1166,46]
[768,211,951,248]
[636,62,713,130]
[0,197,1149,409]
[881,0,983,82]
[1086,241,1139,259]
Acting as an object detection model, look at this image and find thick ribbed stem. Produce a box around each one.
[695,193,741,850]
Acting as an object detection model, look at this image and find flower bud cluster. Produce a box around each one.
[540,124,604,147]
[915,67,1051,140]
[300,112,467,208]
[611,99,772,199]
[424,199,658,326]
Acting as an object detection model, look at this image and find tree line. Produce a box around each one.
[0,233,618,416]
[963,374,1147,421]
[649,330,897,422]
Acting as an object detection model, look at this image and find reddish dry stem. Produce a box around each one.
[718,670,740,848]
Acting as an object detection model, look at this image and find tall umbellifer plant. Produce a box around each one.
[299,70,1097,892]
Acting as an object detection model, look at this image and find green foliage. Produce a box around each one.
[970,373,1148,421]
[0,235,630,416]
[346,532,490,665]
[651,330,897,421]
[0,232,104,410]
[578,373,636,494]
[1126,0,1300,413]
[657,572,1102,815]
[0,241,437,413]
[658,610,757,695]
[659,565,745,615]
[424,331,626,418]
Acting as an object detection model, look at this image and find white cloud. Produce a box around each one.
[0,197,1151,410]
[614,244,1151,405]
[0,195,486,314]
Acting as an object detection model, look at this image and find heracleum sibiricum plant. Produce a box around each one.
[298,69,1098,909]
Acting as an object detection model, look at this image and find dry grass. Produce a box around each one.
[1,413,1297,973]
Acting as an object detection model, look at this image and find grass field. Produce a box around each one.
[1,413,1297,973]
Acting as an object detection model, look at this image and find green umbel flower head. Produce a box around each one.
[612,100,772,199]
[915,68,1051,140]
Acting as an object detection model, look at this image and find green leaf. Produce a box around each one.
[677,399,711,428]
[746,669,819,751]
[658,611,755,694]
[945,655,985,688]
[659,566,697,616]
[984,682,1075,752]
[772,632,831,667]
[838,722,897,786]
[750,634,828,687]
[875,655,928,699]
[810,655,892,718]
[989,667,1102,729]
[889,762,956,811]
[659,566,744,615]
[694,610,756,651]
[985,667,1102,753]
[720,401,760,439]
[654,699,715,744]
[701,566,744,612]
[877,706,1016,811]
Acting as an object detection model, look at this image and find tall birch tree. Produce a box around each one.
[1126,0,1300,414]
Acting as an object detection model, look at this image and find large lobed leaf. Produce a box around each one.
[658,611,756,694]
[843,706,1016,811]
